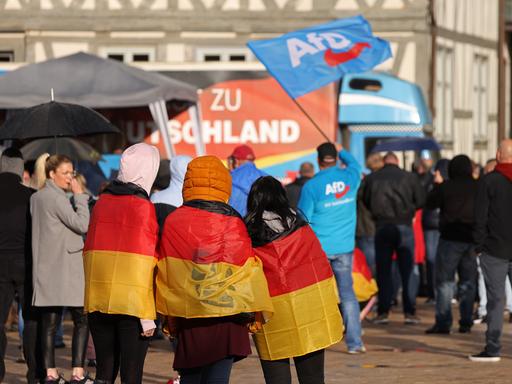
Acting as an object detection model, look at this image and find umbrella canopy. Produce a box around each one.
[370,137,441,153]
[0,52,197,109]
[21,137,102,163]
[0,101,119,140]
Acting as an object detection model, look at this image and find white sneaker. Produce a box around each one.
[347,346,367,354]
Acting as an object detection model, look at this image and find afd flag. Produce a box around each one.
[247,15,392,99]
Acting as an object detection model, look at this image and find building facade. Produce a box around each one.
[0,0,508,163]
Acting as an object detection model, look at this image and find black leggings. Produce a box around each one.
[40,306,88,369]
[260,349,325,384]
[88,312,149,384]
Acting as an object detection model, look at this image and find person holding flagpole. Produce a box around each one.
[298,143,364,354]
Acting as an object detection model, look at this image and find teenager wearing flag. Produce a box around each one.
[245,176,342,384]
[156,156,273,384]
[298,143,364,354]
[83,143,160,384]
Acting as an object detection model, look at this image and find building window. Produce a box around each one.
[435,46,453,140]
[0,51,14,62]
[195,47,254,62]
[100,47,155,63]
[473,55,488,141]
[132,54,150,62]
[204,54,222,62]
[107,54,124,62]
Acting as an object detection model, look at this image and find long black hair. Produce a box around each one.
[245,176,300,246]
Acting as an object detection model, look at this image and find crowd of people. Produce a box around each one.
[0,138,512,384]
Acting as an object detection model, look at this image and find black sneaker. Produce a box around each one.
[425,325,451,334]
[404,314,421,325]
[459,325,472,334]
[372,313,389,325]
[468,351,501,362]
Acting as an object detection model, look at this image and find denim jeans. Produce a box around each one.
[329,252,363,350]
[434,239,477,329]
[477,256,512,316]
[424,230,440,299]
[480,253,512,356]
[375,224,416,315]
[391,262,419,309]
[180,357,234,384]
[356,236,376,278]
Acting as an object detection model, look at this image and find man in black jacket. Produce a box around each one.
[424,155,478,335]
[0,148,42,383]
[361,152,425,324]
[285,161,314,208]
[470,140,512,362]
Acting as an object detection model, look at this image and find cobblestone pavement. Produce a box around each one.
[4,303,512,383]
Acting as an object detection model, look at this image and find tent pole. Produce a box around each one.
[149,100,174,159]
[157,99,175,158]
[188,102,205,156]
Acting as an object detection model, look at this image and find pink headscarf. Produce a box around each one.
[117,143,160,196]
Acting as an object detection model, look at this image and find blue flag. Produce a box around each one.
[247,15,392,99]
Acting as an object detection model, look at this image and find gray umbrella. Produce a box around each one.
[21,137,102,163]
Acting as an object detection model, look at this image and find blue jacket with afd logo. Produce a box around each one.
[298,150,361,256]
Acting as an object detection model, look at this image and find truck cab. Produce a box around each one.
[338,72,432,171]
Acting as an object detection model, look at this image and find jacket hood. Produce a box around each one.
[495,163,512,182]
[117,143,160,196]
[448,155,472,179]
[231,162,265,194]
[150,155,192,207]
[183,156,231,203]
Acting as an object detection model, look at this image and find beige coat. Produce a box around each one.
[30,180,90,307]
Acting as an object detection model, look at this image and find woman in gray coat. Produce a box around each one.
[31,155,92,384]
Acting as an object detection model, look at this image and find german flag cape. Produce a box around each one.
[252,224,343,360]
[352,248,378,302]
[156,201,273,319]
[83,188,159,319]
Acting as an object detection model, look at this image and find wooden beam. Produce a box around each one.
[498,0,506,141]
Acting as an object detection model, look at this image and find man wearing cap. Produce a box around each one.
[298,142,365,354]
[0,148,43,383]
[228,145,267,217]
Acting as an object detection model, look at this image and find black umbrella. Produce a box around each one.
[0,101,119,140]
[21,137,102,163]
